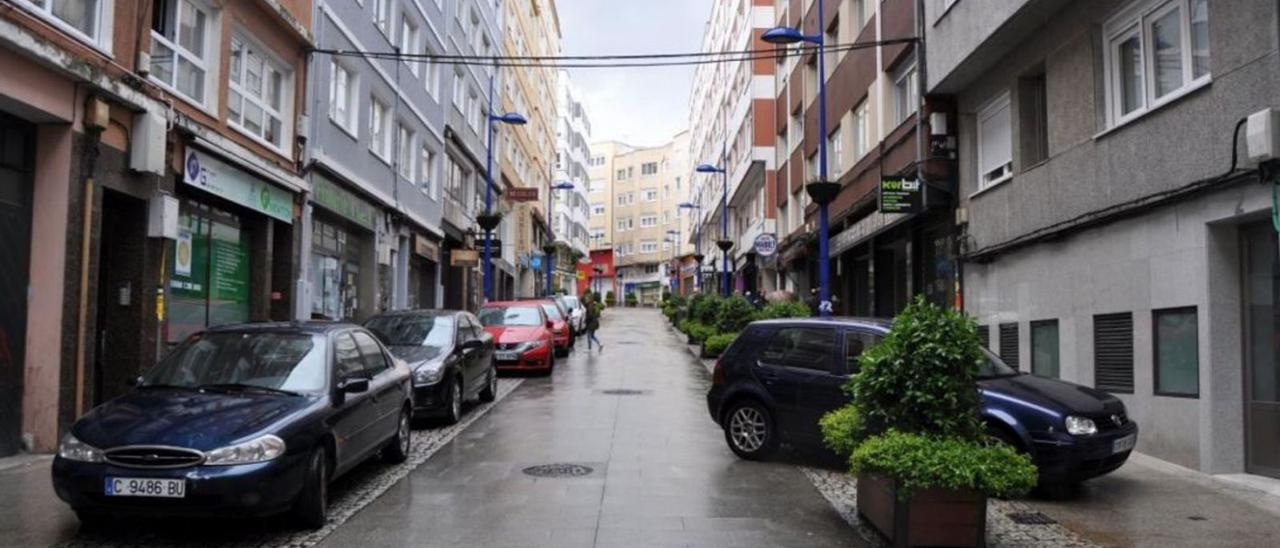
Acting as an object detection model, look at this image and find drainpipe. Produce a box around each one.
[75,117,104,418]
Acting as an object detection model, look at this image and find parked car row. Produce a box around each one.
[706,317,1139,493]
[51,296,587,529]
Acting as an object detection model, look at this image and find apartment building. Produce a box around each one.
[306,0,451,323]
[554,69,593,295]
[927,0,1278,478]
[0,0,312,455]
[688,0,779,298]
[768,0,951,316]
[501,0,561,298]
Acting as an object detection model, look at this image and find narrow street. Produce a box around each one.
[316,308,866,548]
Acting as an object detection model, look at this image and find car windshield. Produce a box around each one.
[978,349,1020,378]
[479,306,543,327]
[541,304,563,320]
[143,332,326,393]
[563,296,580,309]
[365,315,454,355]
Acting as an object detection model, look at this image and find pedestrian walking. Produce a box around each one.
[584,294,604,351]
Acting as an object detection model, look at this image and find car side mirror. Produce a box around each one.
[337,377,369,394]
[461,339,484,352]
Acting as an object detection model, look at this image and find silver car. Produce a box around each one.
[560,295,586,333]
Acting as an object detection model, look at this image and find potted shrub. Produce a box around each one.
[624,292,638,307]
[605,291,616,307]
[702,332,738,358]
[714,296,756,334]
[820,297,1037,547]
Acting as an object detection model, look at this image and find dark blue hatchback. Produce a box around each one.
[706,318,1139,489]
[51,322,413,529]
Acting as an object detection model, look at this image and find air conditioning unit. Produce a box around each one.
[1247,108,1280,163]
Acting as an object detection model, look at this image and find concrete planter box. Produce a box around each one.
[857,472,987,547]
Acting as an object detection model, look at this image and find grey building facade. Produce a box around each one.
[305,0,454,320]
[927,0,1280,478]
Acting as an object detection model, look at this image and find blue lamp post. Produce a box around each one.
[478,74,527,303]
[763,10,839,317]
[677,201,705,293]
[665,228,681,294]
[544,180,575,297]
[696,163,731,297]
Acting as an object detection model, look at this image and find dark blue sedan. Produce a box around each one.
[51,322,413,528]
[706,318,1139,490]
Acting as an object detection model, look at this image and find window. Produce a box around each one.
[1105,0,1210,125]
[978,92,1013,189]
[852,100,869,161]
[369,98,391,160]
[640,241,658,253]
[591,204,605,216]
[641,162,658,175]
[806,153,818,183]
[374,0,392,36]
[1018,71,1049,167]
[1031,320,1059,378]
[642,189,658,202]
[999,322,1020,370]
[640,215,657,228]
[827,126,843,178]
[1154,307,1198,397]
[616,219,629,232]
[18,0,106,44]
[616,168,628,180]
[397,123,414,179]
[422,46,440,99]
[228,35,289,150]
[400,17,419,76]
[452,69,466,112]
[892,60,918,126]
[151,0,213,105]
[616,195,627,207]
[843,332,881,375]
[446,157,466,201]
[421,147,438,198]
[329,61,358,135]
[761,327,835,372]
[1094,312,1135,393]
[334,333,364,380]
[353,331,390,376]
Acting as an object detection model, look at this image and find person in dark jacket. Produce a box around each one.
[584,294,604,351]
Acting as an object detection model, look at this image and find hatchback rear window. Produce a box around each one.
[479,306,543,327]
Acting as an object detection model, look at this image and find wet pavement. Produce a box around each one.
[315,308,868,548]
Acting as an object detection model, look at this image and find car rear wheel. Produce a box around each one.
[382,408,411,464]
[442,377,462,425]
[723,401,777,460]
[479,363,497,402]
[293,447,329,529]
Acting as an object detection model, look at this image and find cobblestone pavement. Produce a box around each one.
[32,378,524,548]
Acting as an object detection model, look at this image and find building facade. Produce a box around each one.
[927,0,1279,478]
[688,0,779,299]
[0,0,313,455]
[554,69,592,295]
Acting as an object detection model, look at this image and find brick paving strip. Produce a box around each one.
[666,321,1099,548]
[57,378,523,548]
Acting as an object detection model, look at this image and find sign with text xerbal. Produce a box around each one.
[878,177,922,214]
[183,149,293,223]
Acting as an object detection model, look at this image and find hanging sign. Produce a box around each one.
[507,188,540,202]
[878,177,922,214]
[450,249,479,266]
[753,233,778,257]
[414,235,439,261]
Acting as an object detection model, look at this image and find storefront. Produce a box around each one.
[167,148,297,346]
[308,175,377,321]
[410,233,440,309]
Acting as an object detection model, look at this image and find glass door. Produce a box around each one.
[1244,223,1280,478]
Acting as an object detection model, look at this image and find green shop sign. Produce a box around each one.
[313,176,377,230]
[878,176,922,214]
[182,149,294,223]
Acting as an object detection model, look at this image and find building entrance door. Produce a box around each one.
[1244,222,1280,478]
[0,115,33,456]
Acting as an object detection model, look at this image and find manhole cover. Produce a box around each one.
[522,463,594,478]
[1007,512,1057,525]
[599,389,649,395]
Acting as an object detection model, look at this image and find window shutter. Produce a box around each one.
[1094,312,1134,393]
[979,96,1012,180]
[999,322,1019,369]
[977,325,990,349]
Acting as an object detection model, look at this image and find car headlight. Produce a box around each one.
[203,434,286,465]
[1065,415,1098,436]
[58,433,104,463]
[414,366,444,386]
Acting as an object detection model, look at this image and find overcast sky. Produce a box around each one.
[555,0,712,148]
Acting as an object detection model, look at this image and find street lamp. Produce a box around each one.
[665,228,681,295]
[478,74,527,304]
[763,11,839,317]
[696,163,731,297]
[545,180,575,297]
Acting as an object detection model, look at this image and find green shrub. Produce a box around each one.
[624,292,638,307]
[850,295,986,442]
[702,332,739,358]
[685,322,719,345]
[605,291,616,306]
[758,301,811,320]
[820,406,862,457]
[850,431,1037,500]
[689,294,723,325]
[715,296,756,334]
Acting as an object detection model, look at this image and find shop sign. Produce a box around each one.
[450,249,479,266]
[414,235,439,262]
[530,254,543,269]
[753,233,778,257]
[477,237,503,251]
[577,270,586,281]
[182,149,293,223]
[314,176,377,230]
[830,212,909,256]
[175,229,194,277]
[879,177,922,214]
[507,188,540,202]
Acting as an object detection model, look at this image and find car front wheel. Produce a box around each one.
[723,401,778,460]
[382,407,410,464]
[442,378,462,425]
[293,447,329,529]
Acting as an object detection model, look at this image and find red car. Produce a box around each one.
[535,300,573,357]
[478,302,557,374]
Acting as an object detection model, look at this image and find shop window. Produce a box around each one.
[1031,319,1060,378]
[1154,307,1199,397]
[167,201,250,345]
[228,34,290,151]
[311,218,365,321]
[151,0,215,106]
